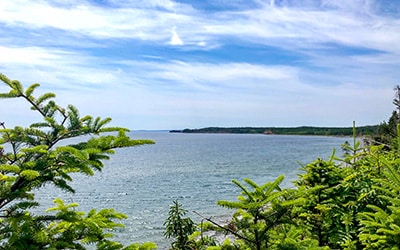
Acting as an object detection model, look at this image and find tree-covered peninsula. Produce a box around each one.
[170,125,378,136]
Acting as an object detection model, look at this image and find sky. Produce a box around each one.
[1,0,400,130]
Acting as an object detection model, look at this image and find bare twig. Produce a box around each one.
[192,210,256,244]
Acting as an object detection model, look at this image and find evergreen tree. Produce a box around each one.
[214,176,310,250]
[294,158,345,248]
[0,73,156,249]
[164,200,196,249]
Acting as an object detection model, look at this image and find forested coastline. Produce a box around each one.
[170,125,378,136]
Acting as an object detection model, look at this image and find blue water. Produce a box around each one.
[35,131,349,249]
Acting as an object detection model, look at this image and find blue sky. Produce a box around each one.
[1,0,400,130]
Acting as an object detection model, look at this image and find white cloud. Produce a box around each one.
[0,46,126,92]
[170,29,184,45]
[0,46,68,65]
[0,0,180,41]
[2,0,399,53]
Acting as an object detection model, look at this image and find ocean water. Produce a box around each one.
[35,131,349,249]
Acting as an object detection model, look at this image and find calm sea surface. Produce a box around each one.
[35,131,349,249]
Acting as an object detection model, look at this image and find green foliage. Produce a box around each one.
[358,153,400,249]
[294,127,391,249]
[185,176,327,250]
[214,176,307,250]
[0,74,156,249]
[294,156,347,248]
[164,200,196,249]
[341,122,370,166]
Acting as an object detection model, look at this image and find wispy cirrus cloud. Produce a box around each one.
[0,0,192,42]
[2,0,398,52]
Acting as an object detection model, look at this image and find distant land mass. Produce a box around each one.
[169,125,379,136]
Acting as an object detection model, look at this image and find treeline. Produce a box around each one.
[170,125,379,136]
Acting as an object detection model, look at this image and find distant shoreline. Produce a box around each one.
[169,125,378,136]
